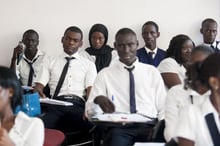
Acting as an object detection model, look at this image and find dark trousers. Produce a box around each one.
[103,125,153,146]
[41,95,93,133]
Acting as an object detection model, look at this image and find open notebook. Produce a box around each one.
[40,98,73,106]
[91,113,153,123]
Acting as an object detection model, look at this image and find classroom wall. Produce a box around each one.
[0,0,219,66]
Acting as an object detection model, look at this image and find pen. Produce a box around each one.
[111,95,114,102]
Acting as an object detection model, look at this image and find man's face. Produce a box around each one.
[201,22,217,44]
[142,24,160,50]
[115,33,138,66]
[62,30,82,55]
[22,32,39,52]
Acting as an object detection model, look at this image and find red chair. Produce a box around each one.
[44,128,65,146]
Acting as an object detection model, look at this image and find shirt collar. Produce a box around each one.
[116,58,139,70]
[144,46,158,54]
[201,97,219,117]
[23,50,44,62]
[61,52,80,59]
[190,89,211,97]
[203,41,217,48]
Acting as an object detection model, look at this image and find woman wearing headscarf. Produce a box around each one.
[80,24,117,72]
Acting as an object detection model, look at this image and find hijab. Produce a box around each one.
[85,24,113,72]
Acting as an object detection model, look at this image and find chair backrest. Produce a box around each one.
[44,128,65,146]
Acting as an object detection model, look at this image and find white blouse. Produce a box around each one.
[176,97,220,146]
[9,112,44,146]
[158,57,186,85]
[164,84,210,141]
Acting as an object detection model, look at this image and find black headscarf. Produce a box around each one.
[85,24,113,72]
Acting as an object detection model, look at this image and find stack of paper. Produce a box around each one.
[40,98,73,106]
[92,113,152,123]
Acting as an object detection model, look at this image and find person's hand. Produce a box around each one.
[94,95,115,113]
[34,83,46,98]
[11,45,23,62]
[0,128,15,146]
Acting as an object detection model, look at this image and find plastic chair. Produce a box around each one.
[44,128,65,146]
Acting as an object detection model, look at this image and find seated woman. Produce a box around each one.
[0,66,44,146]
[164,45,213,142]
[80,23,117,72]
[158,34,195,89]
[177,53,220,146]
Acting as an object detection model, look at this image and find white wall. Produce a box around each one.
[0,0,219,66]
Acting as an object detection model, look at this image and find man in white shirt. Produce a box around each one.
[34,26,97,134]
[10,29,46,87]
[86,28,166,146]
[200,18,220,52]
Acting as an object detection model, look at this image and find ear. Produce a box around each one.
[200,28,203,34]
[79,40,83,48]
[157,32,160,38]
[61,36,64,44]
[136,40,139,47]
[114,42,116,49]
[209,77,219,90]
[8,88,14,99]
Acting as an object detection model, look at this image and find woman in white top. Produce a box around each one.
[0,66,44,146]
[164,45,214,142]
[177,53,220,146]
[158,34,195,89]
[80,24,117,72]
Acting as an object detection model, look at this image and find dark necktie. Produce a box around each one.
[23,57,39,86]
[125,66,136,113]
[148,52,154,64]
[211,44,219,53]
[53,57,74,98]
[205,113,220,146]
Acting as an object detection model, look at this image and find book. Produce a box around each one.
[40,98,73,106]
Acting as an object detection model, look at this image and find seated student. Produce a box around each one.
[79,24,117,72]
[164,45,214,142]
[34,26,97,134]
[137,21,166,67]
[200,18,220,52]
[86,28,166,146]
[176,53,220,146]
[0,66,44,146]
[158,34,195,89]
[10,29,46,87]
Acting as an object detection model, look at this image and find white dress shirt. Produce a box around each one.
[35,52,97,99]
[176,97,219,146]
[79,49,118,66]
[16,50,46,86]
[158,57,186,86]
[203,40,220,51]
[144,46,158,59]
[164,84,210,141]
[9,111,44,146]
[86,59,167,120]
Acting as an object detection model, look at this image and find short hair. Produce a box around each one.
[115,28,136,40]
[0,66,22,112]
[186,53,220,89]
[201,18,217,28]
[166,34,195,64]
[142,21,159,32]
[191,45,214,55]
[22,29,39,39]
[185,45,214,90]
[64,26,83,40]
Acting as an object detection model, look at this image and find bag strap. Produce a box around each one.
[205,113,220,146]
